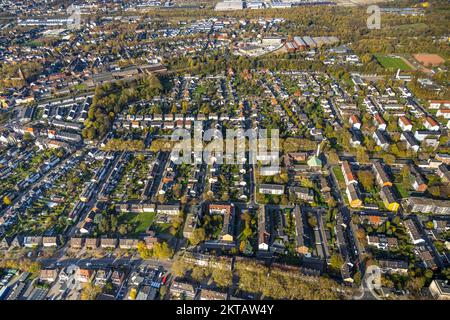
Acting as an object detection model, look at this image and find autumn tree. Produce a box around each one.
[152,242,173,260]
[358,170,375,192]
[189,228,206,246]
[80,283,102,300]
[212,268,233,288]
[137,241,151,259]
[2,195,11,206]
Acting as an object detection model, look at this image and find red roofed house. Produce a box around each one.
[349,115,362,130]
[436,109,450,119]
[398,116,412,132]
[341,160,358,185]
[424,116,439,131]
[374,114,387,131]
[429,100,450,109]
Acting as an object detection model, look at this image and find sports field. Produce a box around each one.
[413,53,445,67]
[375,54,414,71]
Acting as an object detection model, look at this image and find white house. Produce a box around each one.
[399,116,412,132]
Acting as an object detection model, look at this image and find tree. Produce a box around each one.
[353,271,362,287]
[110,215,118,233]
[400,165,411,190]
[191,266,210,282]
[442,268,450,281]
[358,170,375,192]
[406,276,426,295]
[307,215,318,228]
[356,148,369,164]
[129,287,137,300]
[137,241,151,259]
[152,242,173,260]
[80,283,102,300]
[3,195,11,206]
[28,261,41,277]
[172,259,189,277]
[329,254,344,272]
[212,268,233,288]
[159,286,167,300]
[189,228,206,246]
[327,197,337,208]
[383,154,396,165]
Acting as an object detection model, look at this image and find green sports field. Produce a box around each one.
[375,54,414,71]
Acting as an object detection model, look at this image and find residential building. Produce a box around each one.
[209,204,235,242]
[200,289,227,300]
[341,161,357,185]
[76,269,94,283]
[346,183,362,208]
[183,213,196,239]
[119,239,139,250]
[70,237,84,249]
[258,184,284,195]
[23,236,43,248]
[100,238,117,249]
[85,238,99,249]
[39,269,58,283]
[401,131,420,152]
[258,206,271,251]
[410,165,427,192]
[373,161,392,187]
[424,116,440,131]
[349,115,361,130]
[429,280,450,300]
[157,204,181,215]
[380,186,399,212]
[404,197,450,215]
[170,279,196,299]
[404,219,425,245]
[399,116,412,131]
[373,129,390,150]
[378,260,409,274]
[437,164,450,183]
[42,236,58,248]
[290,187,314,202]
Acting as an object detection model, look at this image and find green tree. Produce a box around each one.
[80,283,102,300]
[191,266,210,282]
[172,259,189,277]
[189,228,206,246]
[358,170,375,192]
[329,254,344,272]
[212,268,233,288]
[152,242,173,260]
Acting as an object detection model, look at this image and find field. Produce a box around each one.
[119,211,156,236]
[413,53,445,67]
[375,54,414,71]
[332,166,346,189]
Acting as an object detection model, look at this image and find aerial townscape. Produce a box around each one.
[0,0,449,303]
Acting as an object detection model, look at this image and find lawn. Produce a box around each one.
[332,166,345,189]
[375,54,413,71]
[119,211,156,235]
[394,183,410,199]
